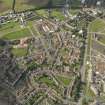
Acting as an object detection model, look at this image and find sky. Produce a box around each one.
[81,0,85,4]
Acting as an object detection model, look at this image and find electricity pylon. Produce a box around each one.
[12,0,16,13]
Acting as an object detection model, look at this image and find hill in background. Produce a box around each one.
[0,0,81,13]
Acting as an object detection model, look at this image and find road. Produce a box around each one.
[80,19,93,82]
[80,31,88,83]
[79,21,93,105]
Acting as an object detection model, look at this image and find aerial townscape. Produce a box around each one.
[0,0,105,105]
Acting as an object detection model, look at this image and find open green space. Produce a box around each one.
[0,21,20,36]
[89,19,105,32]
[36,9,48,18]
[28,24,38,36]
[88,18,105,55]
[15,0,34,11]
[83,86,95,104]
[99,38,105,45]
[51,9,65,20]
[0,0,81,14]
[1,28,31,40]
[59,48,69,58]
[97,35,105,45]
[35,75,56,87]
[70,9,80,15]
[0,22,18,31]
[12,48,27,57]
[0,0,48,13]
[84,27,105,102]
[0,0,12,13]
[87,19,105,57]
[0,0,68,13]
[57,75,72,86]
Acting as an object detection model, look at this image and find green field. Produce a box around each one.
[0,22,18,31]
[0,0,67,13]
[36,9,49,18]
[70,9,80,15]
[0,21,20,36]
[36,9,65,20]
[1,28,31,40]
[51,9,65,20]
[89,19,105,45]
[99,37,105,45]
[35,75,55,87]
[57,75,72,86]
[12,48,27,57]
[89,19,105,32]
[0,0,12,13]
[0,0,49,13]
[0,0,81,14]
[85,18,105,101]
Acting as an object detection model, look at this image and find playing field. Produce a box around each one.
[2,28,31,40]
[89,19,105,32]
[0,0,48,13]
[0,0,12,13]
[0,0,66,13]
[15,0,49,11]
[87,18,105,57]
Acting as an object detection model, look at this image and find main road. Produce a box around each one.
[78,20,93,105]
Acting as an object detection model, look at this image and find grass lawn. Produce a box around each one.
[98,95,105,102]
[0,45,4,51]
[89,19,105,32]
[87,19,104,58]
[84,86,95,102]
[0,22,17,31]
[98,36,105,45]
[57,75,72,86]
[36,9,48,18]
[0,21,20,36]
[88,18,105,55]
[99,39,105,45]
[35,75,55,87]
[1,28,31,40]
[28,22,38,35]
[12,48,27,57]
[0,0,76,13]
[40,76,54,86]
[15,0,50,11]
[0,0,12,13]
[0,0,48,13]
[15,0,33,11]
[51,10,65,20]
[70,9,80,15]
